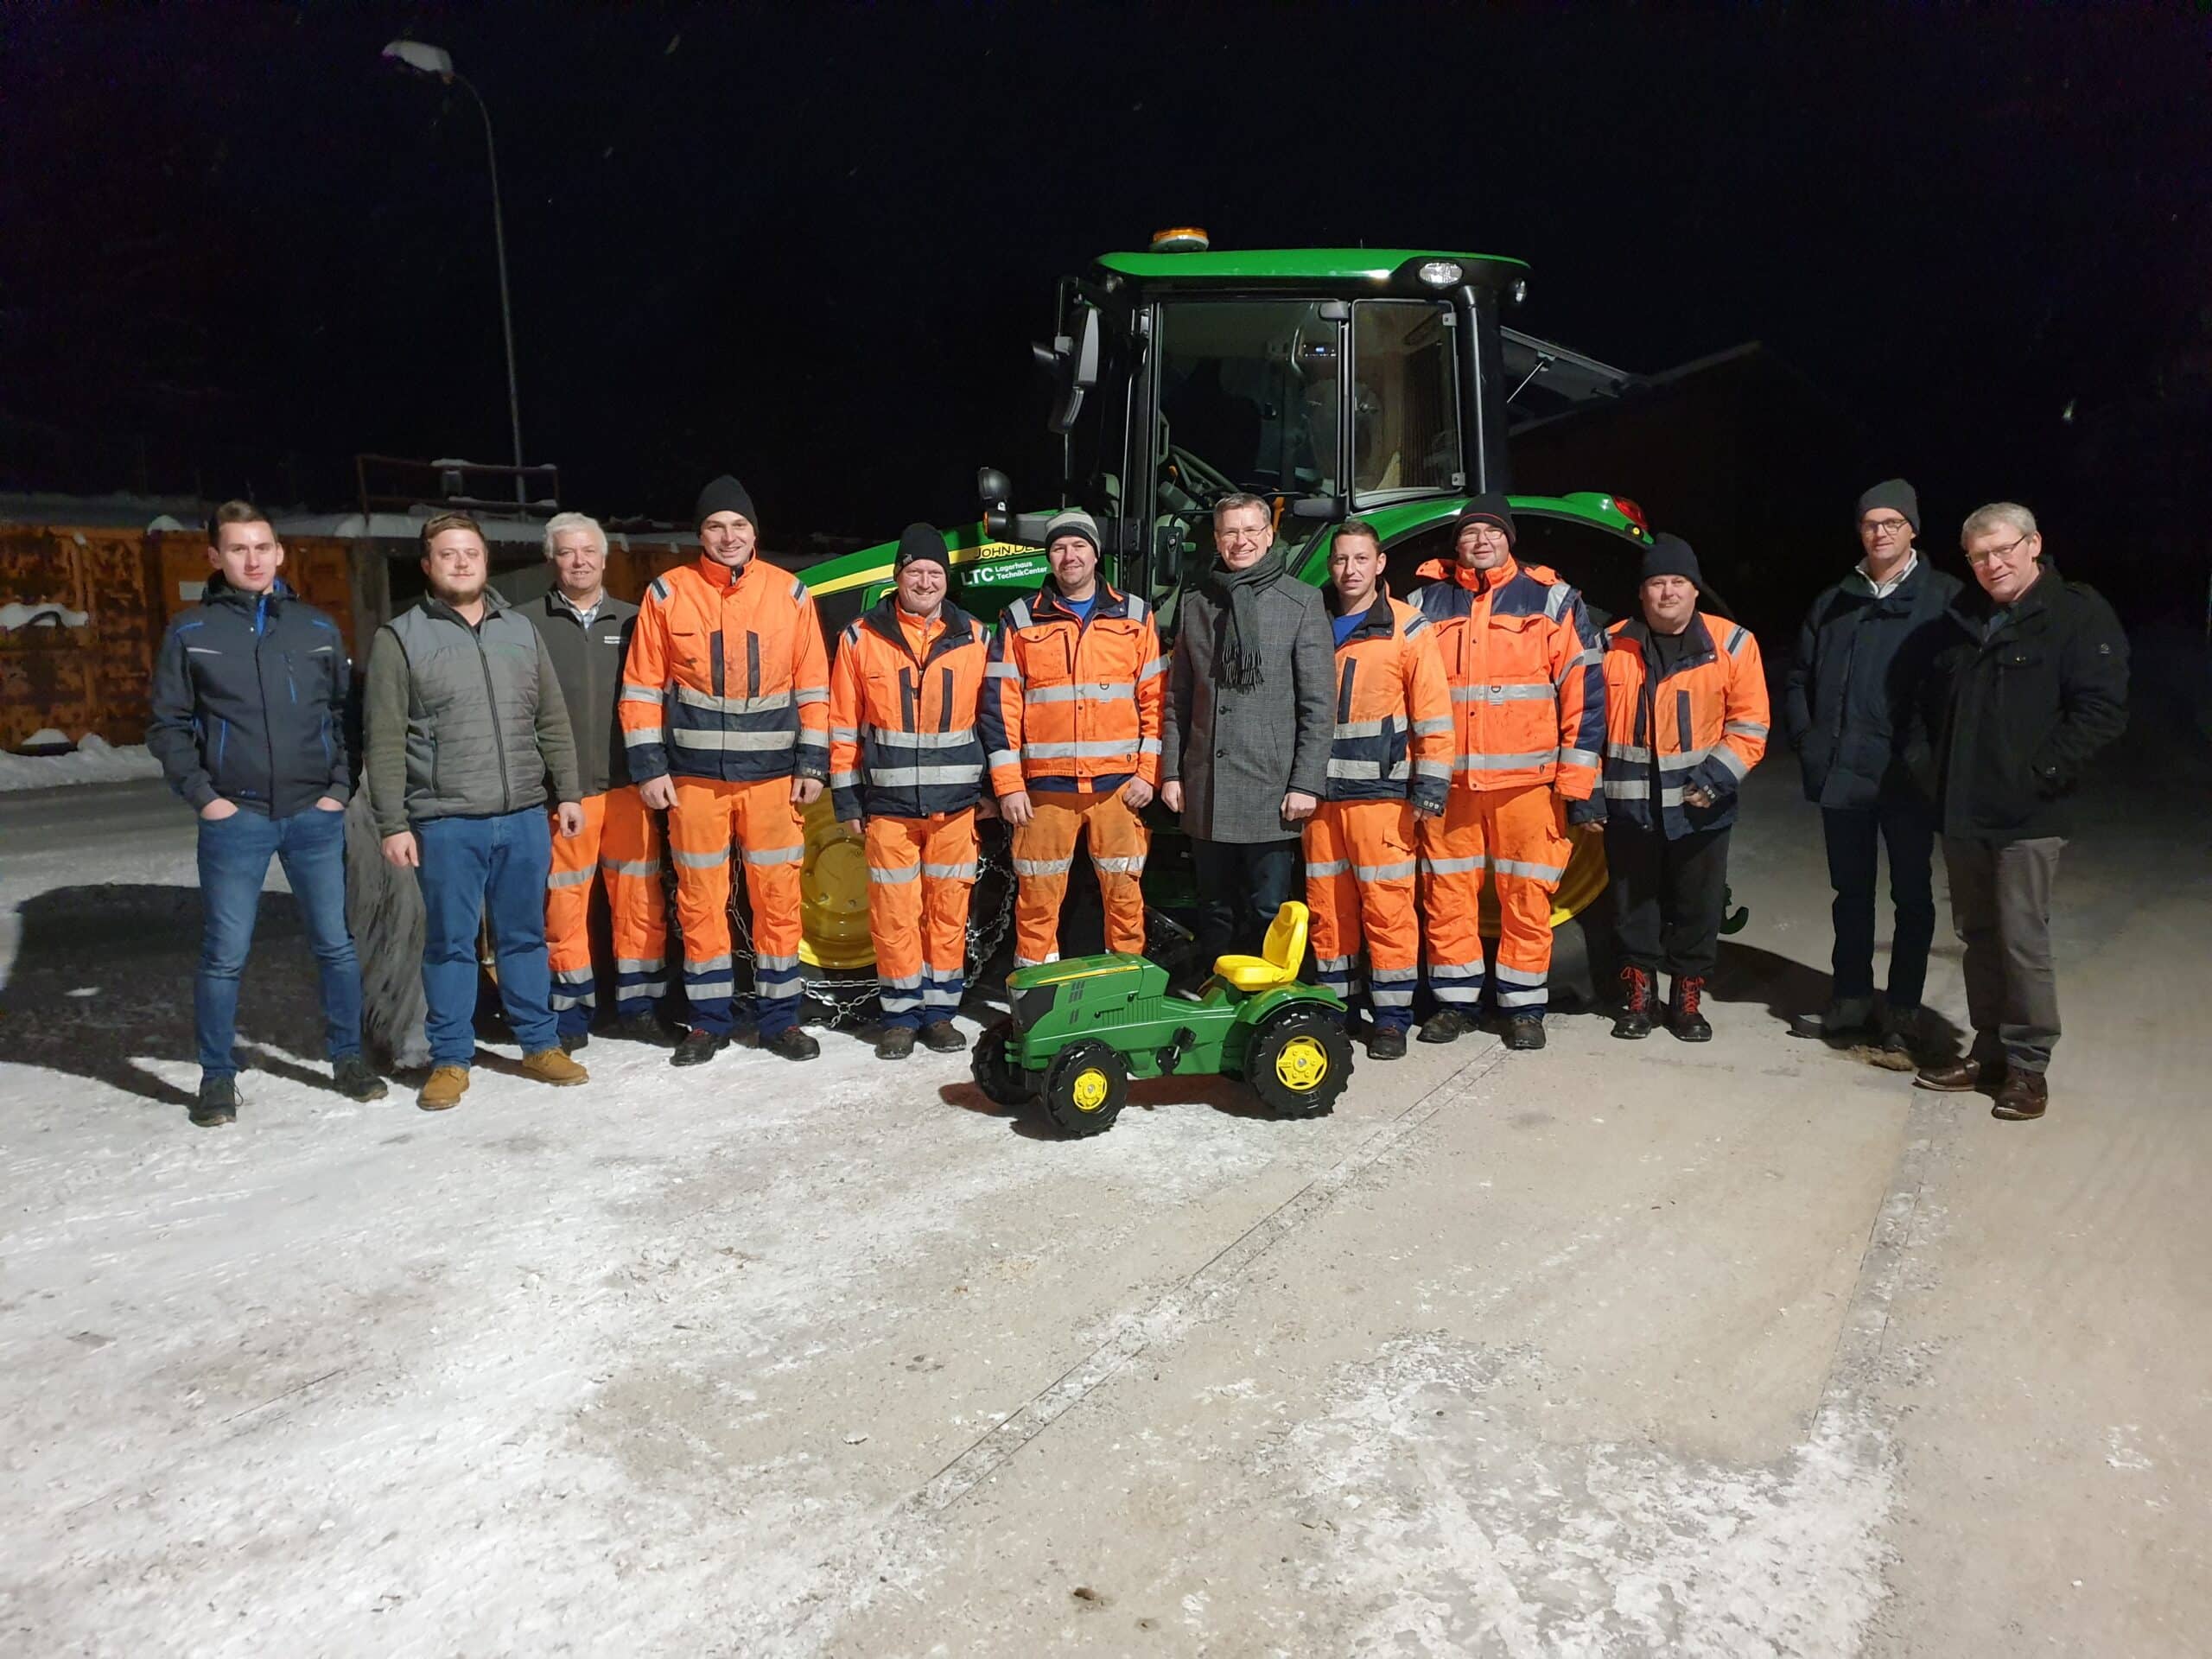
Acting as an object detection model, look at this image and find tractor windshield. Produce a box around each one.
[1156,301,1340,503]
[1349,300,1463,502]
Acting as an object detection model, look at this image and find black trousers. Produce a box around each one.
[1190,836,1302,963]
[1605,819,1732,982]
[1821,794,1936,1010]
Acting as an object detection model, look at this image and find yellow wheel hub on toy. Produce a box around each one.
[1070,1067,1111,1112]
[1274,1035,1330,1092]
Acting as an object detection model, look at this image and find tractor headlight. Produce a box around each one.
[1417,260,1463,288]
[1011,985,1058,1032]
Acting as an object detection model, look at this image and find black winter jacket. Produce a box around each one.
[147,575,351,817]
[1783,556,1963,810]
[1906,564,2128,843]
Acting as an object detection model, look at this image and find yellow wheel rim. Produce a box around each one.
[1274,1035,1330,1092]
[1070,1067,1110,1112]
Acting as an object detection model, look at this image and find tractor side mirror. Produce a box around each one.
[1040,305,1103,436]
[976,467,1012,511]
[1288,494,1348,523]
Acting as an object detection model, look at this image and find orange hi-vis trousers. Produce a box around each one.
[864,809,978,1029]
[546,786,668,1034]
[1010,788,1147,966]
[667,775,806,1038]
[1304,798,1421,1032]
[1420,781,1573,1015]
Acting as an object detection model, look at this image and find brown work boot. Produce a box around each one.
[1914,1056,1995,1093]
[417,1065,471,1111]
[520,1048,589,1087]
[1991,1069,2049,1121]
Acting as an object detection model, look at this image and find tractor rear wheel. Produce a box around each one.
[970,1019,1032,1109]
[1245,1007,1353,1119]
[1039,1040,1129,1138]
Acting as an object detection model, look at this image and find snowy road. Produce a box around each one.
[2,734,2206,1656]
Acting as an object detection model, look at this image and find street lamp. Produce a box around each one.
[381,39,527,504]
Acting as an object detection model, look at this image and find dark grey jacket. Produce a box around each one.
[518,589,640,797]
[364,591,582,834]
[147,575,351,817]
[1160,571,1335,842]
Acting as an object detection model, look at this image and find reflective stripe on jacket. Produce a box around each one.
[618,554,830,784]
[978,582,1163,796]
[1325,592,1452,810]
[1413,555,1605,798]
[828,598,989,822]
[1599,611,1770,837]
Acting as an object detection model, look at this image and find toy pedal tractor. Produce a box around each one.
[972,901,1354,1137]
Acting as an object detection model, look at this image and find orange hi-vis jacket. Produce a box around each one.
[979,582,1164,798]
[1599,611,1770,838]
[620,553,830,785]
[827,597,990,823]
[1325,592,1453,812]
[1413,554,1605,799]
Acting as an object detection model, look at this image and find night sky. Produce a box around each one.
[5,5,2208,568]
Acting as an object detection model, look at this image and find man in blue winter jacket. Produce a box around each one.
[147,501,386,1126]
[1782,480,1962,1066]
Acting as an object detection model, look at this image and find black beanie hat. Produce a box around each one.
[894,522,950,573]
[695,474,758,529]
[1855,478,1920,536]
[1455,492,1516,543]
[1640,533,1704,589]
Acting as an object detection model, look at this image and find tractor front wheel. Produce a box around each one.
[1245,1007,1353,1119]
[1039,1040,1129,1138]
[970,1019,1032,1109]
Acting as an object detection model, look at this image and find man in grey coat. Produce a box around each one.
[1160,493,1335,964]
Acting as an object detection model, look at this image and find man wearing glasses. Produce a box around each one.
[1907,503,2127,1122]
[1783,480,1962,1065]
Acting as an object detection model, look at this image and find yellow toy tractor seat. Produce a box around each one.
[1212,901,1310,992]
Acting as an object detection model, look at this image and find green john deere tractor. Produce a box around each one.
[780,234,1656,1014]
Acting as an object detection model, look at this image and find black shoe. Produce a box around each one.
[1787,996,1875,1041]
[1613,965,1654,1040]
[875,1026,916,1060]
[918,1020,968,1053]
[760,1027,821,1062]
[333,1054,388,1103]
[1367,1027,1408,1061]
[1669,977,1713,1043]
[559,1028,591,1054]
[609,1013,673,1046]
[670,1029,728,1068]
[192,1076,238,1128]
[1503,1014,1547,1051]
[1418,1007,1476,1045]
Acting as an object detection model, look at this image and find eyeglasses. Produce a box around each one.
[1964,535,2032,567]
[1859,518,1912,539]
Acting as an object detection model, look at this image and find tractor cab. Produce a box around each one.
[982,234,1531,617]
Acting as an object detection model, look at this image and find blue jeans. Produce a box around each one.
[195,804,363,1077]
[416,810,557,1065]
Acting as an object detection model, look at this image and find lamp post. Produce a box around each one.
[381,40,527,504]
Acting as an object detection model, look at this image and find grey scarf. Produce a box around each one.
[1202,546,1286,691]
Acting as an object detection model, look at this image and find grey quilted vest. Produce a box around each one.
[387,594,550,821]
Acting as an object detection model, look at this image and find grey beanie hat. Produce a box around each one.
[1043,507,1102,554]
[1856,478,1920,535]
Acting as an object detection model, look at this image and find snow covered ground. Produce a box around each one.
[0,734,162,791]
[1,759,2205,1656]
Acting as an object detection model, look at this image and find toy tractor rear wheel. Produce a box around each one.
[1246,1007,1352,1119]
[970,1019,1031,1109]
[1040,1040,1128,1138]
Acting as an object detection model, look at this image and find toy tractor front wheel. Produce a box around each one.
[1040,1040,1128,1138]
[970,1019,1031,1109]
[1246,1007,1352,1119]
